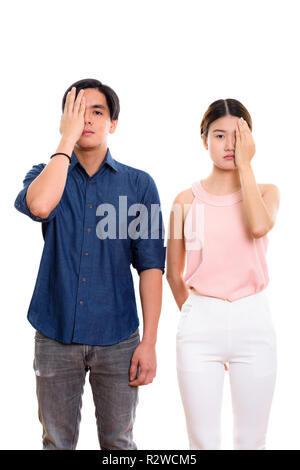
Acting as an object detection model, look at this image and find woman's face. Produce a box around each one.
[202,114,240,169]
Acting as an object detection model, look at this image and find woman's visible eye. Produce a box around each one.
[216,134,225,139]
[94,111,102,115]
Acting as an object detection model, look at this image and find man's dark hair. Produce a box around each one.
[62,78,120,120]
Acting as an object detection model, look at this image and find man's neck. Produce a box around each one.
[74,144,108,177]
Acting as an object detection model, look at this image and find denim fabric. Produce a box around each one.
[33,328,140,450]
[14,148,165,345]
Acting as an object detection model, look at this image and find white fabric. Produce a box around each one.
[176,289,277,450]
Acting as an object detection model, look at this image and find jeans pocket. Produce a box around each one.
[122,329,140,344]
[34,330,51,342]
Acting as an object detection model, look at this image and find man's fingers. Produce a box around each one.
[64,88,73,115]
[142,371,155,385]
[129,361,138,382]
[129,370,147,386]
[74,89,85,114]
[130,372,155,386]
[66,87,76,115]
[79,95,86,115]
[64,90,71,114]
[129,366,155,386]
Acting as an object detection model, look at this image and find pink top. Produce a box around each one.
[183,180,269,302]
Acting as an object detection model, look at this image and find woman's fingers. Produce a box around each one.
[240,117,249,130]
[239,117,250,142]
[236,118,241,141]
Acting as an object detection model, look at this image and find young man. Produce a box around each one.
[14,78,165,450]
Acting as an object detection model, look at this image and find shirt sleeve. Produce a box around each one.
[131,172,166,275]
[14,163,61,223]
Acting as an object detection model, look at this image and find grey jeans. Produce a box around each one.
[33,328,140,450]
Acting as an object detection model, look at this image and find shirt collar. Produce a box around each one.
[69,147,119,173]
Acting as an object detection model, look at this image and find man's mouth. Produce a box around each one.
[82,130,94,136]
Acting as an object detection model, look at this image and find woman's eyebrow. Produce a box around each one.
[212,129,226,133]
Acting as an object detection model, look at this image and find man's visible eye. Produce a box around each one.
[94,111,103,115]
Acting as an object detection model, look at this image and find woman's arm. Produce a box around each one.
[235,117,280,238]
[167,190,230,373]
[239,166,280,238]
[166,189,193,310]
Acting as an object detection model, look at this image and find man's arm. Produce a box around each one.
[129,172,165,386]
[26,87,85,219]
[129,268,162,386]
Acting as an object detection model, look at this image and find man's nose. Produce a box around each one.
[84,111,93,124]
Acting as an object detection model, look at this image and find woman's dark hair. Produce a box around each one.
[200,99,252,138]
[61,78,120,120]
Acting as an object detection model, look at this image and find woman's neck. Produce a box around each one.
[202,166,241,195]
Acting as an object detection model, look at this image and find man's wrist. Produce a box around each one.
[53,136,76,162]
[59,134,76,150]
[140,337,157,347]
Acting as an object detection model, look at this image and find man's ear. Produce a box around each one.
[201,135,208,150]
[109,119,118,134]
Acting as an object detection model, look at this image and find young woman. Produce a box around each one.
[166,99,280,450]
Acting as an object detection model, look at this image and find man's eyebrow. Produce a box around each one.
[89,104,106,110]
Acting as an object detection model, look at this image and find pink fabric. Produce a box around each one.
[183,180,269,302]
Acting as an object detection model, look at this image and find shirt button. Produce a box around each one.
[84,252,89,257]
[79,301,84,305]
[87,228,91,232]
[88,204,93,208]
[82,277,86,282]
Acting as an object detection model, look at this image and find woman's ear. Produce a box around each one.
[201,135,208,150]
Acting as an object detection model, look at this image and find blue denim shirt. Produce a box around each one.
[14,148,165,346]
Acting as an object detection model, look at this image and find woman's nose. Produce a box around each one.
[225,135,235,150]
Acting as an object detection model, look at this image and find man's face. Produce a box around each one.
[202,115,240,169]
[75,88,118,149]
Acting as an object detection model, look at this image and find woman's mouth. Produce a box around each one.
[224,155,234,159]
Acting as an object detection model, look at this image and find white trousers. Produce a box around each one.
[176,289,277,450]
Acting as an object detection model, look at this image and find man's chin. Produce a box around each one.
[75,138,102,149]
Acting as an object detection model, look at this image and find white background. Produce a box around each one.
[1,0,299,450]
